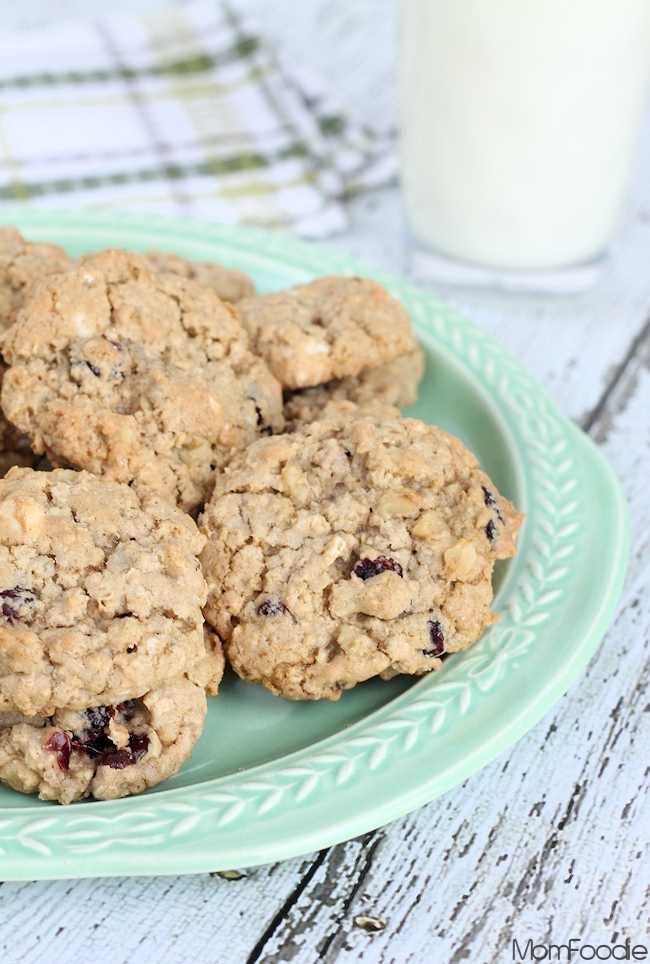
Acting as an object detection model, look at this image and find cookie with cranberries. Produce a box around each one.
[0,675,207,803]
[0,467,209,717]
[0,248,283,512]
[199,414,523,701]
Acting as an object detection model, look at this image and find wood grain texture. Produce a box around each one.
[0,860,318,964]
[0,1,649,962]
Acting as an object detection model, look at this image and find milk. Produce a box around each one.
[398,0,650,272]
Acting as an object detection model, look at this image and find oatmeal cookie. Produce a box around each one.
[283,348,425,425]
[146,249,255,303]
[0,467,208,717]
[236,276,418,389]
[0,675,207,803]
[0,225,73,332]
[200,415,523,701]
[0,249,283,511]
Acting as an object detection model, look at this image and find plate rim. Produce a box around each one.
[0,208,629,880]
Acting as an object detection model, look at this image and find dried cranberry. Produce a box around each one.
[422,618,445,657]
[353,556,403,580]
[2,603,20,623]
[81,705,113,736]
[70,705,114,757]
[68,345,125,383]
[74,732,112,758]
[257,599,296,621]
[482,486,496,507]
[68,349,101,379]
[485,519,496,542]
[252,402,273,435]
[115,699,138,721]
[100,733,150,770]
[67,700,145,761]
[482,485,502,521]
[44,731,71,772]
[0,587,32,602]
[0,586,35,624]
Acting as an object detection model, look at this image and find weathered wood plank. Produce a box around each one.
[0,858,322,964]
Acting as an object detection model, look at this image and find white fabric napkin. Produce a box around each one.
[0,0,396,237]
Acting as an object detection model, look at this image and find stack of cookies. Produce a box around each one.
[0,226,522,803]
[0,468,223,803]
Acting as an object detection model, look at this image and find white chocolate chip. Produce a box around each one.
[72,311,95,338]
[306,341,330,355]
[376,491,420,519]
[412,509,449,538]
[107,718,130,749]
[320,534,348,568]
[10,497,45,537]
[281,463,310,506]
[444,539,477,579]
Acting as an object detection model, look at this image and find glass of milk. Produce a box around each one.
[398,0,650,289]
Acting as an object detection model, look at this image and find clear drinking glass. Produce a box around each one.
[398,0,650,290]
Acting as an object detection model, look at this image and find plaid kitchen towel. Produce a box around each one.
[0,0,396,237]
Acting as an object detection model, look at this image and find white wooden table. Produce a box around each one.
[0,2,648,962]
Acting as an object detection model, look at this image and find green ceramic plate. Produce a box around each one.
[0,209,628,881]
